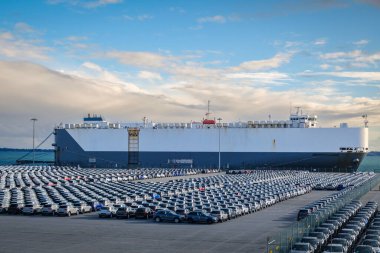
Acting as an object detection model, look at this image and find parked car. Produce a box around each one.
[187,211,218,224]
[323,243,344,253]
[73,202,92,213]
[135,207,153,219]
[7,203,24,214]
[41,203,59,216]
[116,207,131,219]
[290,242,313,253]
[22,204,41,215]
[98,206,117,218]
[354,245,375,253]
[153,210,185,223]
[57,204,79,216]
[210,210,228,222]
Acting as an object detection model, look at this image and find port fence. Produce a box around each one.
[266,174,380,253]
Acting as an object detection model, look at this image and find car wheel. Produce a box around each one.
[155,217,161,222]
[174,218,180,223]
[207,219,212,224]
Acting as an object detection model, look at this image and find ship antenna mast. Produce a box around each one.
[362,114,369,128]
[206,100,211,119]
[295,106,301,115]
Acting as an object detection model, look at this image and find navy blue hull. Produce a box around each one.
[54,129,366,171]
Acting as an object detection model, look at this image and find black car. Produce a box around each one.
[135,207,153,219]
[7,203,24,214]
[116,207,131,219]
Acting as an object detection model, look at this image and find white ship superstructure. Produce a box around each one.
[54,110,369,171]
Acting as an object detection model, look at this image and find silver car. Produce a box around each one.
[57,204,79,216]
[41,203,59,216]
[210,210,228,222]
[22,204,41,215]
[73,202,92,213]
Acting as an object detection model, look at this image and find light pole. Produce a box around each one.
[31,118,37,165]
[217,117,222,170]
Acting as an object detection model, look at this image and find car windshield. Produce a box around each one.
[302,238,317,245]
[332,239,347,246]
[325,245,343,251]
[293,244,309,250]
[101,207,109,210]
[363,240,379,247]
[337,234,351,239]
[44,204,52,207]
[354,246,373,253]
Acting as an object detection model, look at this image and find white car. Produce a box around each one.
[98,206,117,218]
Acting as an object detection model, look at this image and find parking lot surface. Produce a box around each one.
[0,190,334,253]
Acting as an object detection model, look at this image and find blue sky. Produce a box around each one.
[0,0,379,149]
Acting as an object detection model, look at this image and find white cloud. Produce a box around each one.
[0,31,50,61]
[197,15,226,24]
[0,32,13,40]
[1,61,380,149]
[105,51,175,68]
[299,71,380,82]
[353,39,369,46]
[231,53,292,71]
[138,71,162,81]
[320,64,330,70]
[314,38,327,45]
[82,61,102,72]
[66,36,88,41]
[320,50,362,60]
[225,72,290,85]
[320,50,380,68]
[14,22,35,33]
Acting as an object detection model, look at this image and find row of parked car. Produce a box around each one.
[1,166,376,227]
[98,206,221,224]
[297,173,376,221]
[291,201,379,253]
[0,166,219,189]
[0,168,319,221]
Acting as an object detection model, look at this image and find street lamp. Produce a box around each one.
[217,117,222,170]
[31,118,38,165]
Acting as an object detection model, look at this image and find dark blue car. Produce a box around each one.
[187,211,218,224]
[153,210,185,223]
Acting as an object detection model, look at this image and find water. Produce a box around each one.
[0,150,378,171]
[0,150,54,165]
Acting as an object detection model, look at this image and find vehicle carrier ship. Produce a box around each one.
[53,109,369,171]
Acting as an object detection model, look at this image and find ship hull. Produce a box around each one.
[55,128,367,171]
